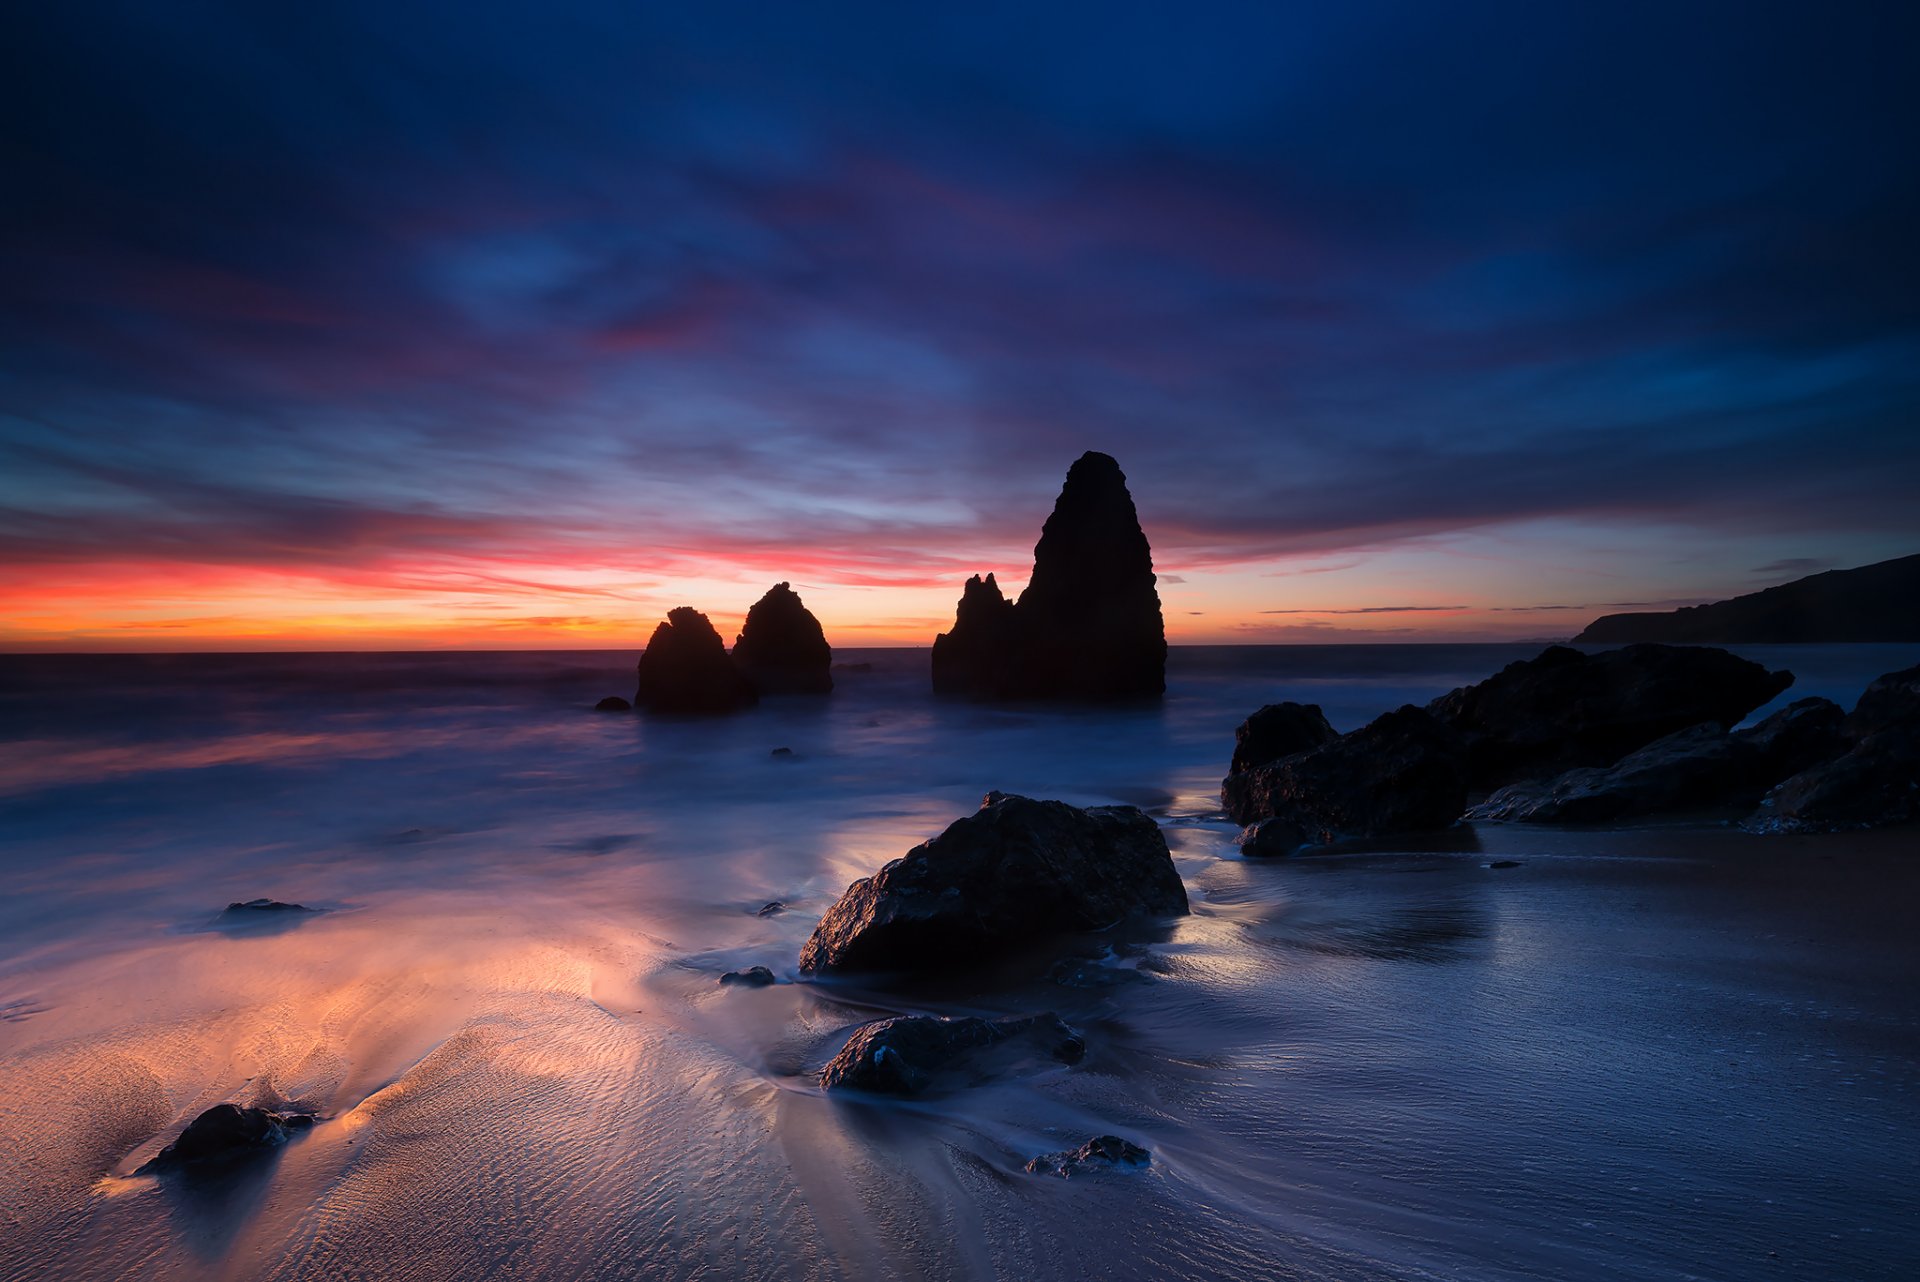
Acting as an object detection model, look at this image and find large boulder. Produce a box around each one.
[732,582,833,694]
[1846,662,1920,738]
[932,452,1166,701]
[1747,727,1920,832]
[1221,705,1468,840]
[1748,662,1920,832]
[818,1013,1084,1094]
[1468,697,1847,824]
[634,607,757,714]
[1426,644,1792,790]
[798,792,1189,976]
[139,1104,314,1172]
[1228,701,1338,777]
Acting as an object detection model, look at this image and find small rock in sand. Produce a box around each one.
[1024,1134,1151,1177]
[720,966,777,987]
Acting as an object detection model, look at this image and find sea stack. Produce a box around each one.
[932,451,1166,700]
[732,582,833,694]
[634,607,757,714]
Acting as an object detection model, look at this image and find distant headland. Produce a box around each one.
[1575,553,1920,644]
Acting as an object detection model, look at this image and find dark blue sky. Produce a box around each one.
[3,1,1917,646]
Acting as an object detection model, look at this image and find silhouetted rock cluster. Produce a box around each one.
[1222,644,1809,849]
[1469,698,1847,823]
[623,585,835,714]
[799,792,1189,975]
[818,1013,1084,1095]
[140,1103,314,1173]
[1575,553,1920,643]
[1426,644,1793,791]
[733,582,833,694]
[1749,663,1920,832]
[933,451,1166,701]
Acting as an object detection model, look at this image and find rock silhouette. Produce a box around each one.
[1749,663,1920,832]
[633,607,757,714]
[1228,701,1338,777]
[818,1013,1085,1094]
[799,792,1188,976]
[933,451,1165,700]
[140,1103,314,1172]
[1221,705,1469,841]
[1468,698,1847,824]
[1575,553,1920,643]
[1426,644,1792,791]
[732,582,833,694]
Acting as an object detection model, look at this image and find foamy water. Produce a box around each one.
[2,645,1916,1280]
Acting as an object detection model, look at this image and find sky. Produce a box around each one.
[3,1,1917,649]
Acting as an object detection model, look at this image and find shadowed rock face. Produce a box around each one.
[140,1104,314,1172]
[818,1013,1084,1094]
[1221,705,1469,840]
[1025,1134,1151,1177]
[732,582,833,694]
[933,452,1165,701]
[1750,663,1920,832]
[634,607,757,714]
[1228,702,1338,777]
[1469,697,1848,824]
[798,792,1189,976]
[1426,643,1792,791]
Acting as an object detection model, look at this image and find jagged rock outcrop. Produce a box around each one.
[1426,644,1792,791]
[139,1104,314,1172]
[1468,698,1847,824]
[818,1013,1085,1094]
[634,607,757,714]
[798,792,1188,976]
[732,582,833,694]
[1748,663,1920,832]
[932,452,1166,701]
[931,573,1017,696]
[1220,705,1468,841]
[1575,553,1920,643]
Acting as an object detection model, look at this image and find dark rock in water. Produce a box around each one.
[770,746,795,758]
[833,661,875,674]
[732,582,833,694]
[221,898,314,917]
[1427,644,1793,790]
[932,452,1166,701]
[1220,705,1468,841]
[1487,860,1522,869]
[140,1104,313,1172]
[634,607,757,714]
[720,966,777,988]
[1749,726,1920,832]
[819,1013,1084,1095]
[1238,816,1310,857]
[1227,701,1338,777]
[1025,1134,1151,1177]
[594,695,632,712]
[798,792,1188,975]
[755,901,786,918]
[1846,663,1920,739]
[931,572,1018,697]
[1468,698,1849,824]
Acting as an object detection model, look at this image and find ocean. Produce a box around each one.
[2,643,1917,1281]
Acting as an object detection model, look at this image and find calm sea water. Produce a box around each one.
[1,644,1916,1281]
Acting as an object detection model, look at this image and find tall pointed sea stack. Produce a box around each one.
[932,451,1166,700]
[635,607,757,714]
[733,582,833,694]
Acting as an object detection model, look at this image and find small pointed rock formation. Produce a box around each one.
[732,582,833,694]
[932,451,1165,700]
[634,607,757,714]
